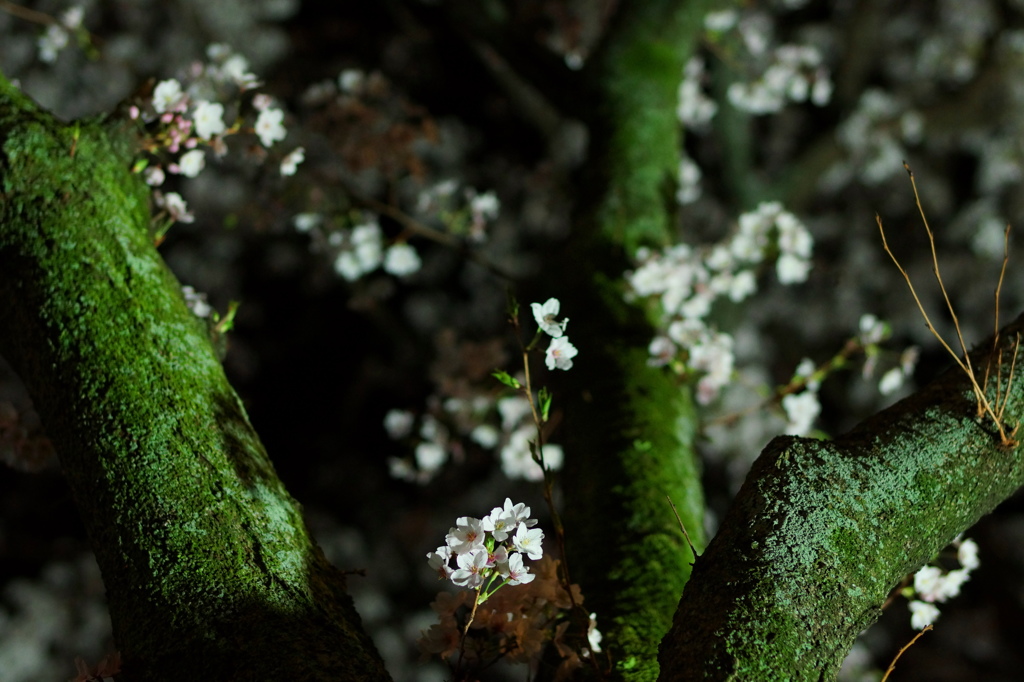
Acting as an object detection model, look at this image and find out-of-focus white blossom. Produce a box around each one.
[144,166,165,187]
[192,101,226,139]
[909,600,940,630]
[38,24,69,63]
[383,409,415,439]
[704,10,738,33]
[858,314,888,345]
[255,108,287,147]
[339,68,365,94]
[181,286,212,318]
[157,191,193,223]
[677,57,718,128]
[728,44,832,115]
[293,213,321,233]
[415,442,447,473]
[176,149,205,178]
[383,243,422,277]
[782,391,820,435]
[958,539,980,570]
[153,79,185,114]
[676,155,703,204]
[878,367,904,395]
[280,147,305,176]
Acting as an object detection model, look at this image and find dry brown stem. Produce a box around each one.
[876,163,1018,446]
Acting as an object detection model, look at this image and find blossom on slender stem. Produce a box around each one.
[545,336,578,371]
[531,298,568,337]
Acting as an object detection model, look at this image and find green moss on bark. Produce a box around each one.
[559,3,716,680]
[0,73,390,681]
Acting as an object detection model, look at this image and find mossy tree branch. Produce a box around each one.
[558,3,716,680]
[0,73,390,681]
[659,316,1024,680]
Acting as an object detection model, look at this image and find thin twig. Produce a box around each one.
[880,625,932,682]
[512,307,599,672]
[877,167,1017,445]
[667,496,700,563]
[0,0,54,25]
[983,224,1010,401]
[1000,334,1021,428]
[876,215,970,377]
[903,164,982,403]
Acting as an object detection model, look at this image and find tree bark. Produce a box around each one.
[659,317,1024,680]
[0,73,391,682]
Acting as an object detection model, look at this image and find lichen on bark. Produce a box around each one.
[659,316,1024,680]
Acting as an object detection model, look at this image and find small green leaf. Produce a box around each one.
[213,301,240,335]
[538,387,553,422]
[492,370,521,389]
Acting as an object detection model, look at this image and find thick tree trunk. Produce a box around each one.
[659,316,1024,680]
[0,74,391,681]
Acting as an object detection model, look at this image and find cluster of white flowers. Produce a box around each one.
[627,202,813,403]
[677,57,718,128]
[727,44,833,115]
[131,44,304,224]
[36,6,84,63]
[905,537,980,629]
[496,395,564,481]
[831,89,923,186]
[532,298,578,371]
[428,499,543,594]
[318,218,422,281]
[385,410,451,484]
[856,314,920,397]
[778,314,916,435]
[384,391,566,484]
